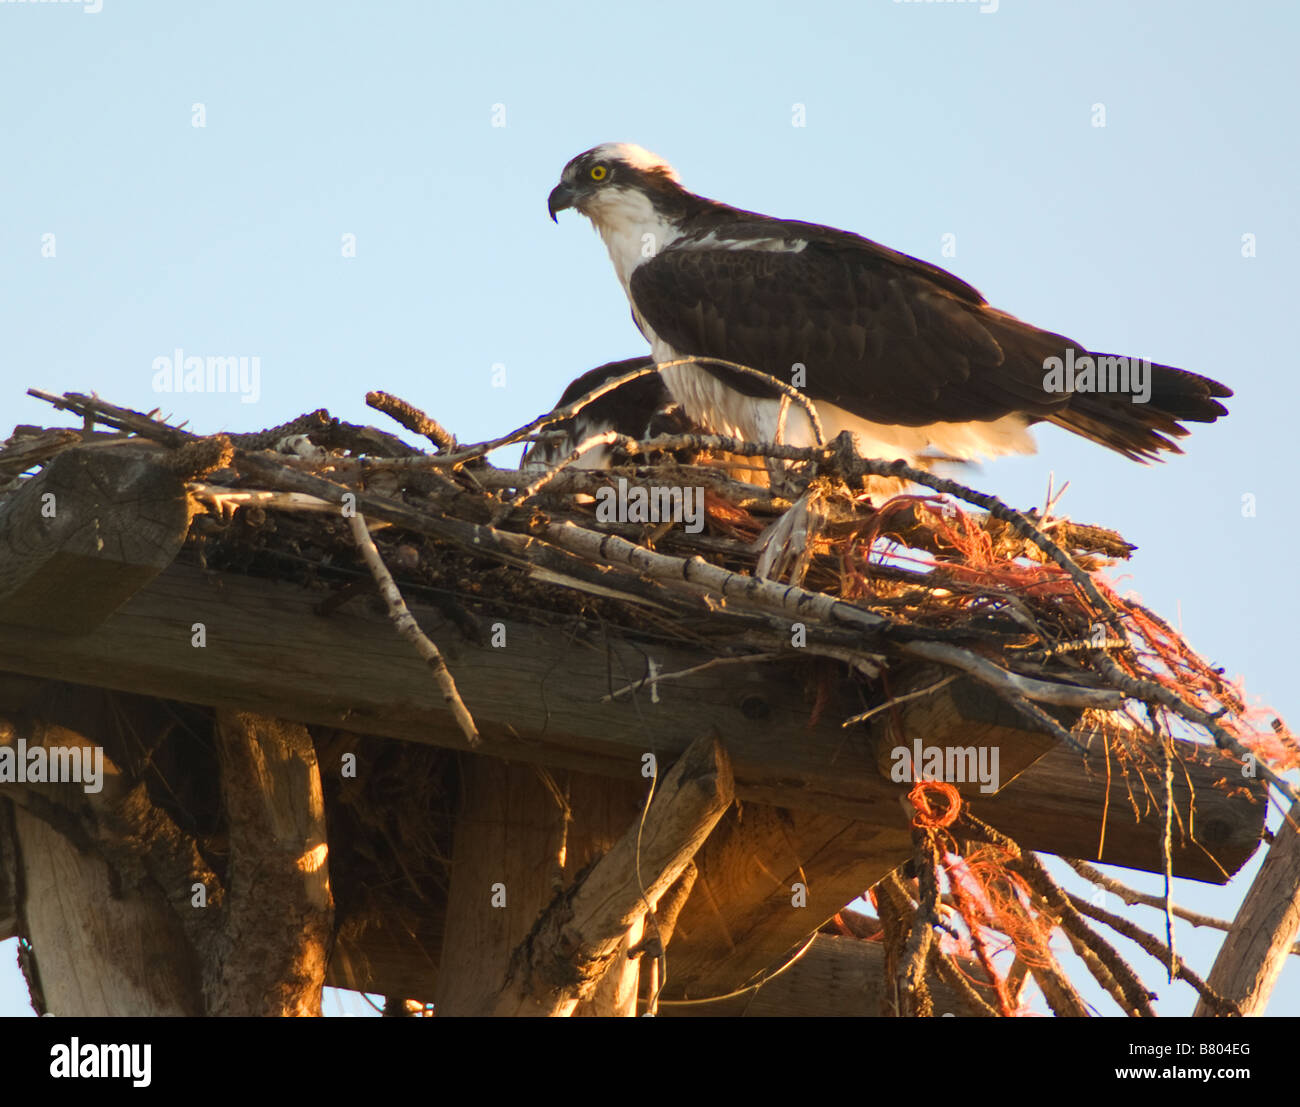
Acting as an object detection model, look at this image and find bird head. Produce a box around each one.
[547,143,682,223]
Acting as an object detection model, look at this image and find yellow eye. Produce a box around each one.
[590,164,608,181]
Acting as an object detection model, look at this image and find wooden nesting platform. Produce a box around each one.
[0,397,1279,1016]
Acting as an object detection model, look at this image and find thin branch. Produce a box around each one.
[346,511,479,747]
[510,431,628,504]
[1091,652,1300,806]
[1067,893,1240,1016]
[541,519,1123,713]
[601,652,785,703]
[1063,857,1300,957]
[843,675,959,727]
[187,483,337,518]
[927,945,1002,1017]
[957,812,1157,1017]
[418,362,666,466]
[898,828,940,1016]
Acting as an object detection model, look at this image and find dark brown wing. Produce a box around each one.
[631,228,1077,425]
[629,224,1230,457]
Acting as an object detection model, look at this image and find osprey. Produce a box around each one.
[521,356,694,470]
[547,143,1232,465]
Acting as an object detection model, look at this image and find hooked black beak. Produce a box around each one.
[548,182,577,223]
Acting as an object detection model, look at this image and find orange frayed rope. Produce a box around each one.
[909,780,961,829]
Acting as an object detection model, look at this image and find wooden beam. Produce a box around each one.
[1195,796,1300,1015]
[658,933,994,1017]
[12,804,202,1015]
[0,446,193,632]
[658,685,1263,1003]
[1,703,207,1016]
[981,731,1258,885]
[0,558,1263,882]
[867,667,1063,795]
[665,807,912,1000]
[487,735,732,1017]
[434,759,650,1016]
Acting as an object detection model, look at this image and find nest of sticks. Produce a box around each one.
[8,375,1300,1015]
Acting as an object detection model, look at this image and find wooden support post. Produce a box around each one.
[435,759,648,1016]
[0,683,398,1015]
[11,804,202,1015]
[490,734,733,1016]
[3,701,334,1015]
[1195,796,1300,1015]
[206,711,334,1016]
[0,703,205,1016]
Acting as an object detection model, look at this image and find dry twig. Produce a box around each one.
[347,511,480,747]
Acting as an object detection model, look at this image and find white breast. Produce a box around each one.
[588,187,682,295]
[658,357,1035,465]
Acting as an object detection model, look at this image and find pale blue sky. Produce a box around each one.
[1,0,1297,1017]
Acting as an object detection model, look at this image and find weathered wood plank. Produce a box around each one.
[0,559,1263,882]
[477,735,731,1017]
[0,446,193,632]
[434,759,650,1016]
[665,807,913,1000]
[659,933,994,1017]
[13,804,203,1015]
[867,666,1063,795]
